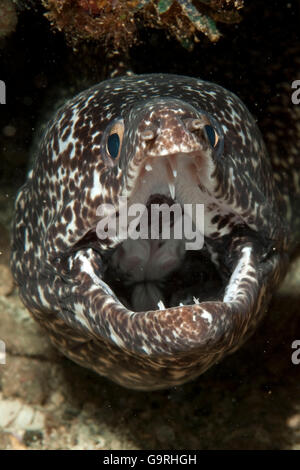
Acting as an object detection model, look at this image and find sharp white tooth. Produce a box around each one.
[168,182,175,199]
[157,300,166,310]
[193,296,200,304]
[179,302,184,307]
[167,156,178,181]
[145,163,152,172]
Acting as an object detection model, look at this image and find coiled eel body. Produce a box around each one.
[11,74,300,390]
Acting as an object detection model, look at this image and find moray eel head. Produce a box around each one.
[11,74,289,389]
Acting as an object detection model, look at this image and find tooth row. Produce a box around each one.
[156,298,201,310]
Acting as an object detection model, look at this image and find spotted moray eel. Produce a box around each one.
[11,74,300,390]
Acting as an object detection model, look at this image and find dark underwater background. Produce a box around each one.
[0,0,299,450]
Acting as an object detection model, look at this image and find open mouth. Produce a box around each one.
[93,151,252,314]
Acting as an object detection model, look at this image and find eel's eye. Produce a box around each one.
[106,120,124,160]
[204,125,219,148]
[107,133,120,159]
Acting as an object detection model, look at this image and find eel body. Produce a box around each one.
[11,74,299,390]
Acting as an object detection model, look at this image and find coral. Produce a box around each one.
[0,0,18,39]
[42,0,139,51]
[41,0,244,51]
[155,0,244,48]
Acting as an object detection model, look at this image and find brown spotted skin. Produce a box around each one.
[10,74,299,390]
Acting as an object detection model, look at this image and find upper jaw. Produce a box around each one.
[122,148,241,243]
[124,151,205,207]
[121,99,218,190]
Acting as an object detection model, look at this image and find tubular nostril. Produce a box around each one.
[191,119,203,130]
[140,123,159,141]
[184,118,204,132]
[141,129,156,141]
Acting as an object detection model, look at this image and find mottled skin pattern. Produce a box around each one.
[11,74,299,390]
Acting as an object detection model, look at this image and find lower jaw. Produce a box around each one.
[61,231,286,390]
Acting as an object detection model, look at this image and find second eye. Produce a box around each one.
[107,133,120,159]
[106,120,124,161]
[204,125,219,148]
